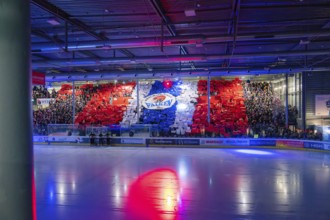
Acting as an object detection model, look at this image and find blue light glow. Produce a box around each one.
[235,149,273,155]
[178,159,188,178]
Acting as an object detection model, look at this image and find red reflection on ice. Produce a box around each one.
[125,168,180,220]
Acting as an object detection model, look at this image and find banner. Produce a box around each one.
[304,141,330,150]
[147,138,200,146]
[120,138,145,144]
[324,143,330,150]
[48,136,87,143]
[315,95,330,116]
[37,98,55,108]
[276,140,304,148]
[249,139,276,146]
[33,136,48,143]
[33,136,89,143]
[175,139,200,145]
[147,139,175,145]
[32,71,45,85]
[142,93,176,110]
[200,139,249,146]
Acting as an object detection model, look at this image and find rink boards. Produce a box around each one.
[33,136,330,151]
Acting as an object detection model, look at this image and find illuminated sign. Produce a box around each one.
[315,95,330,116]
[142,93,176,110]
[37,98,55,108]
[326,100,330,108]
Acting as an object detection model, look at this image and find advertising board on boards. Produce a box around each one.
[48,136,86,143]
[200,139,249,146]
[324,143,330,150]
[147,138,200,145]
[120,138,145,144]
[249,139,276,146]
[33,136,48,143]
[276,140,304,148]
[304,141,326,150]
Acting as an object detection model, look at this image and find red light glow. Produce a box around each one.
[125,168,181,220]
[163,80,173,89]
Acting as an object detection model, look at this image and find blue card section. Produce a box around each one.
[140,80,182,135]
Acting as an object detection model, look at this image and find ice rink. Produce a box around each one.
[35,145,330,220]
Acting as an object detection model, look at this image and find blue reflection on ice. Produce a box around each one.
[178,158,188,178]
[235,149,273,155]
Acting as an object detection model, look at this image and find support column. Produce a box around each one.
[72,81,75,124]
[136,80,140,121]
[285,73,289,127]
[207,76,211,124]
[302,72,307,130]
[299,73,302,118]
[0,1,34,220]
[294,73,297,108]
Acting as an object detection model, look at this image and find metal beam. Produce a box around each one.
[31,0,135,58]
[148,0,194,67]
[226,0,241,68]
[45,66,330,82]
[32,29,100,59]
[32,49,330,68]
[31,0,106,40]
[148,0,176,36]
[31,17,330,37]
[31,30,330,53]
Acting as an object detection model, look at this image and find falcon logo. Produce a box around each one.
[153,95,166,103]
[143,93,176,110]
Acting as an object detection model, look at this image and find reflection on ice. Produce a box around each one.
[125,168,181,220]
[235,149,273,155]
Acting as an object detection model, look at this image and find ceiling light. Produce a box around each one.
[278,57,287,62]
[299,39,310,45]
[47,18,61,26]
[184,9,196,17]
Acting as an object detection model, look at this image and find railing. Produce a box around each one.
[32,123,330,142]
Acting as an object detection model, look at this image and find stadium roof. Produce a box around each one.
[30,0,330,81]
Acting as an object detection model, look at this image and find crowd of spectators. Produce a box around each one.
[32,85,56,99]
[33,84,96,135]
[244,82,274,129]
[32,81,323,141]
[33,96,73,135]
[242,81,321,140]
